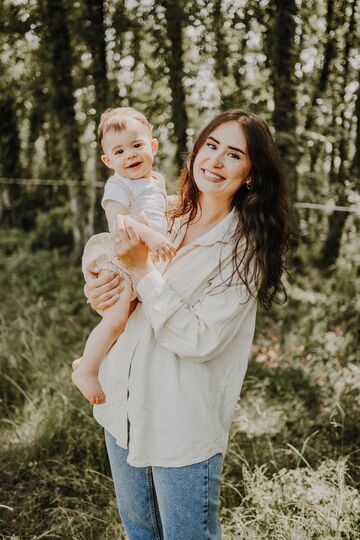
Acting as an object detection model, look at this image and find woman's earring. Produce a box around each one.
[246,182,252,190]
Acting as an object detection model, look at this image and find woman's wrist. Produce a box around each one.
[130,259,155,285]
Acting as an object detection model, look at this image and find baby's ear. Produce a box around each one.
[101,154,112,169]
[151,138,159,154]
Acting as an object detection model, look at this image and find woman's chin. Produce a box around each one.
[197,179,228,194]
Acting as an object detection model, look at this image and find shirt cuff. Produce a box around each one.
[136,269,168,304]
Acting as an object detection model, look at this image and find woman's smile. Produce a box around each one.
[199,167,226,182]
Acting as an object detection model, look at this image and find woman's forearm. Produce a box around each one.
[136,269,256,362]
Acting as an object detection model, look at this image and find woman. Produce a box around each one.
[85,109,296,539]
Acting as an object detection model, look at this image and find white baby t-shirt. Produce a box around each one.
[101,172,167,234]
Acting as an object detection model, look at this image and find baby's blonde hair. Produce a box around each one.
[98,107,153,147]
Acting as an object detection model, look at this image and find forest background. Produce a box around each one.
[0,0,359,538]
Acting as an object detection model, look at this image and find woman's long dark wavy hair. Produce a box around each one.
[169,109,298,310]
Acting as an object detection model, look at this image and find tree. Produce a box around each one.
[269,0,298,199]
[0,80,22,226]
[160,0,189,170]
[82,0,109,126]
[39,0,86,252]
[305,0,336,131]
[320,0,357,267]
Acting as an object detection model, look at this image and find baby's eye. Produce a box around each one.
[134,143,142,148]
[115,149,123,155]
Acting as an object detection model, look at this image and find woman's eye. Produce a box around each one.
[229,153,240,160]
[206,143,216,150]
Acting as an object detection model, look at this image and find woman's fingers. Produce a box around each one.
[86,267,116,287]
[138,211,150,226]
[90,284,124,309]
[113,214,127,247]
[88,274,122,299]
[123,215,141,244]
[159,247,168,261]
[94,294,121,311]
[116,214,139,244]
[163,244,173,259]
[85,260,100,280]
[98,284,124,302]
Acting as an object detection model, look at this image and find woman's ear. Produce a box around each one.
[101,154,112,169]
[151,138,159,155]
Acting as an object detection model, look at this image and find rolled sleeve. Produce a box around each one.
[136,269,256,362]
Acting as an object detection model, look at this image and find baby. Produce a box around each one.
[72,107,175,405]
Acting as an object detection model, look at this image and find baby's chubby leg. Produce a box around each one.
[72,278,133,404]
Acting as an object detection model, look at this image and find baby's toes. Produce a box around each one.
[92,392,106,405]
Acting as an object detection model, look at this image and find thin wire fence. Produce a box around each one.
[1,177,359,214]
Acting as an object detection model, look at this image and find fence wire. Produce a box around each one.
[1,177,359,214]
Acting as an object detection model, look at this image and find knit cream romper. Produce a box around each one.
[82,177,145,297]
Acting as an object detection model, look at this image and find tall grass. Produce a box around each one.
[0,223,359,539]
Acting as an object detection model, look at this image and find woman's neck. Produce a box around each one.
[193,194,232,226]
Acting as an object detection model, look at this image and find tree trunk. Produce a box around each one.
[161,0,188,171]
[305,0,336,131]
[231,7,251,109]
[40,0,86,253]
[212,1,252,109]
[320,0,357,267]
[350,70,360,184]
[0,80,22,227]
[269,0,298,199]
[83,0,109,127]
[82,0,109,235]
[212,0,228,106]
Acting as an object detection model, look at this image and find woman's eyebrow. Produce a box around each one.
[207,136,246,155]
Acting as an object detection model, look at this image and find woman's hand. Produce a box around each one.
[85,262,124,311]
[113,215,154,283]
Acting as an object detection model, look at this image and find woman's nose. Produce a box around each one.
[208,152,223,168]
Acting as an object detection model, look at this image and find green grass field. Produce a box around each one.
[0,227,359,539]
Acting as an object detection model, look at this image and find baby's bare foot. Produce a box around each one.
[71,368,106,405]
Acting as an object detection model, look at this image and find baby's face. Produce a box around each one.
[101,119,158,179]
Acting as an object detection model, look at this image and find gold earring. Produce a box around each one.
[246,182,252,190]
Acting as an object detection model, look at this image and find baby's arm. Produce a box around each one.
[104,200,129,231]
[112,215,176,259]
[105,200,176,260]
[128,219,176,260]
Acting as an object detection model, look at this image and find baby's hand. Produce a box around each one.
[148,233,176,262]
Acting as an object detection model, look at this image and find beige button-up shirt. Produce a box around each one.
[93,208,257,467]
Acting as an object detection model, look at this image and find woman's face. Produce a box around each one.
[193,121,252,203]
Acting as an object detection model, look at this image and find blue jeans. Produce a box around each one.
[105,430,223,540]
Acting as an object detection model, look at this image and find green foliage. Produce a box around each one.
[29,204,74,250]
[0,232,123,538]
[0,221,359,538]
[223,459,360,539]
